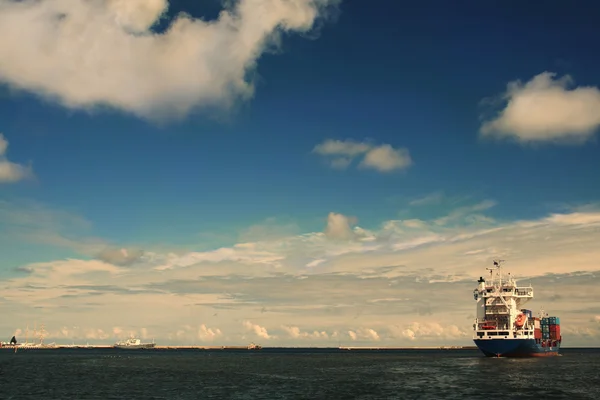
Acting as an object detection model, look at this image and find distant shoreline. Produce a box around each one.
[1,345,597,351]
[2,344,479,350]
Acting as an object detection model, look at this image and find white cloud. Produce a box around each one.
[0,133,32,183]
[480,72,600,143]
[96,247,145,266]
[433,200,497,226]
[312,139,412,172]
[48,326,116,341]
[3,200,600,346]
[197,324,222,342]
[359,144,412,172]
[392,322,468,341]
[409,192,444,206]
[0,199,109,257]
[0,0,338,120]
[324,212,357,240]
[243,320,273,340]
[282,325,329,339]
[238,217,300,243]
[347,328,380,341]
[313,139,371,156]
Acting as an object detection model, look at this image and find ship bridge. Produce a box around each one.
[472,260,536,339]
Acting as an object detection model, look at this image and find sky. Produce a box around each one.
[0,0,599,347]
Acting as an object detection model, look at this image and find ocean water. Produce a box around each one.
[1,348,599,399]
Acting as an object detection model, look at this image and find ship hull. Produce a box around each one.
[113,344,156,350]
[473,338,560,357]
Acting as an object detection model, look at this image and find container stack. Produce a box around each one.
[549,317,561,340]
[541,317,550,339]
[534,317,542,339]
[541,317,561,341]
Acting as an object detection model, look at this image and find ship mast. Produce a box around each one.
[485,259,505,288]
[39,324,46,346]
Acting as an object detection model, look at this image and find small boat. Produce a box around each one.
[114,337,156,349]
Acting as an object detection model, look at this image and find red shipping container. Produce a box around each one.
[534,329,542,339]
[555,325,561,337]
[550,325,557,332]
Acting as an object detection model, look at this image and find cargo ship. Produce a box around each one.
[114,337,156,349]
[472,260,562,357]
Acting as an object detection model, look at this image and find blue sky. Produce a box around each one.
[0,0,599,346]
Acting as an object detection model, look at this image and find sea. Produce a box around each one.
[1,347,599,399]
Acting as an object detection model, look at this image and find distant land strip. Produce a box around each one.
[1,344,480,350]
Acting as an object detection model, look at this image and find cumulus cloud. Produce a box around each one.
[0,0,338,120]
[0,133,32,183]
[197,324,222,341]
[282,325,329,339]
[313,139,412,172]
[347,328,380,341]
[480,72,600,143]
[243,320,273,340]
[96,247,145,266]
[48,326,116,341]
[393,322,468,341]
[324,212,357,240]
[359,144,412,172]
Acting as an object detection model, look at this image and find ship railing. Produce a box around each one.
[515,289,533,296]
[475,320,500,330]
[484,310,510,315]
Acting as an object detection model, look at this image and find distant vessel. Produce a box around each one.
[247,342,262,350]
[114,337,156,349]
[472,260,562,357]
[1,324,57,349]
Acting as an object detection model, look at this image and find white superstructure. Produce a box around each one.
[114,337,156,349]
[472,260,538,340]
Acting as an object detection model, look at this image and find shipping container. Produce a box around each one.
[520,309,533,319]
[534,329,542,339]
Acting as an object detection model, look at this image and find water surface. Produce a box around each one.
[1,348,598,399]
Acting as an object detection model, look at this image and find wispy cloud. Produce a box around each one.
[0,199,107,256]
[480,71,600,144]
[0,133,32,183]
[409,191,445,206]
[313,139,412,172]
[2,200,600,346]
[0,0,339,120]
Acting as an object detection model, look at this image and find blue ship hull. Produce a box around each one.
[473,338,561,357]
